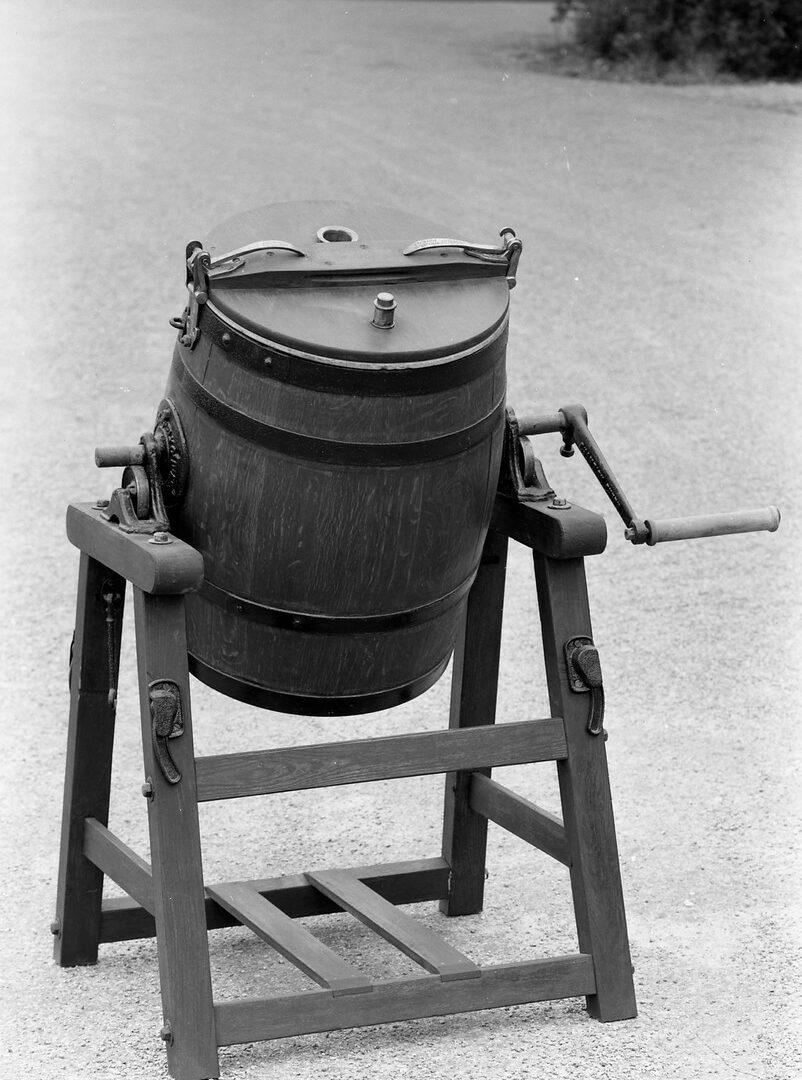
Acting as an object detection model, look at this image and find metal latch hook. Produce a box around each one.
[403,228,522,288]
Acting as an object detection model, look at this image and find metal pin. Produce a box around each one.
[372,292,396,329]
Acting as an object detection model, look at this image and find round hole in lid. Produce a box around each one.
[317,225,359,243]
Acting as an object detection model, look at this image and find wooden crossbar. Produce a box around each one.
[469,774,570,866]
[195,718,567,802]
[66,503,204,595]
[214,955,596,1044]
[83,818,154,913]
[206,882,372,996]
[307,870,479,982]
[98,857,451,944]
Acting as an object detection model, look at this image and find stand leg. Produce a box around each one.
[441,529,508,916]
[54,554,124,966]
[134,588,219,1080]
[534,554,637,1022]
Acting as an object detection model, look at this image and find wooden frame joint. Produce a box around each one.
[468,773,570,866]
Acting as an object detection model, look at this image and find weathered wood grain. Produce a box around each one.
[83,818,154,913]
[214,955,596,1044]
[441,527,508,916]
[133,589,219,1079]
[491,494,607,559]
[67,503,204,595]
[534,554,637,1022]
[164,225,509,712]
[54,554,124,967]
[468,773,570,866]
[195,718,567,802]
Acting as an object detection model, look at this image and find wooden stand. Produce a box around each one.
[54,493,636,1080]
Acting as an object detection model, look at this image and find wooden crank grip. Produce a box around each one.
[642,505,781,545]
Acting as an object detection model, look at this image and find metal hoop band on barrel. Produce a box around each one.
[171,353,506,466]
[200,308,509,396]
[198,574,476,634]
[187,652,452,716]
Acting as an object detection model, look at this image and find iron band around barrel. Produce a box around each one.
[172,353,505,466]
[198,573,475,634]
[199,309,508,396]
[187,653,452,716]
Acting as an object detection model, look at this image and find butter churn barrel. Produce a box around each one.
[162,201,520,714]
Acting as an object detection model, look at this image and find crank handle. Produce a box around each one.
[626,506,781,546]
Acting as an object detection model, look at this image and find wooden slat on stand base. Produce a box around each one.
[307,870,479,981]
[206,882,373,996]
[214,955,596,1045]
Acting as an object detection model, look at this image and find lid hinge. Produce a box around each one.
[169,242,211,349]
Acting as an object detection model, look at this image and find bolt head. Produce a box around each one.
[141,780,154,799]
[50,919,62,936]
[148,531,173,545]
[94,498,110,509]
[159,1022,173,1045]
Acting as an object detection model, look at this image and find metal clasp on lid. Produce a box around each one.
[171,241,306,347]
[207,241,306,276]
[402,228,522,288]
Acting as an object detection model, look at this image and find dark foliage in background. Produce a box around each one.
[553,0,802,79]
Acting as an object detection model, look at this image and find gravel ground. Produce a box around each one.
[1,3,800,1079]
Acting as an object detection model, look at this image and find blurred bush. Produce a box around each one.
[553,0,802,79]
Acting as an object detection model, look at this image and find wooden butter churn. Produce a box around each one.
[54,201,778,1080]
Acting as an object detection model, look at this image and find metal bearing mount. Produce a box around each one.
[93,397,189,533]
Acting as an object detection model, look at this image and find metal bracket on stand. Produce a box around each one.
[491,409,608,560]
[565,636,606,736]
[149,680,184,785]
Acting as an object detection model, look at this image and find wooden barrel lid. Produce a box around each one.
[202,201,514,363]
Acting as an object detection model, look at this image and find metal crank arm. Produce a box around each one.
[517,405,781,546]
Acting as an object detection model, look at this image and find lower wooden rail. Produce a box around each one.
[214,955,596,1044]
[98,857,452,944]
